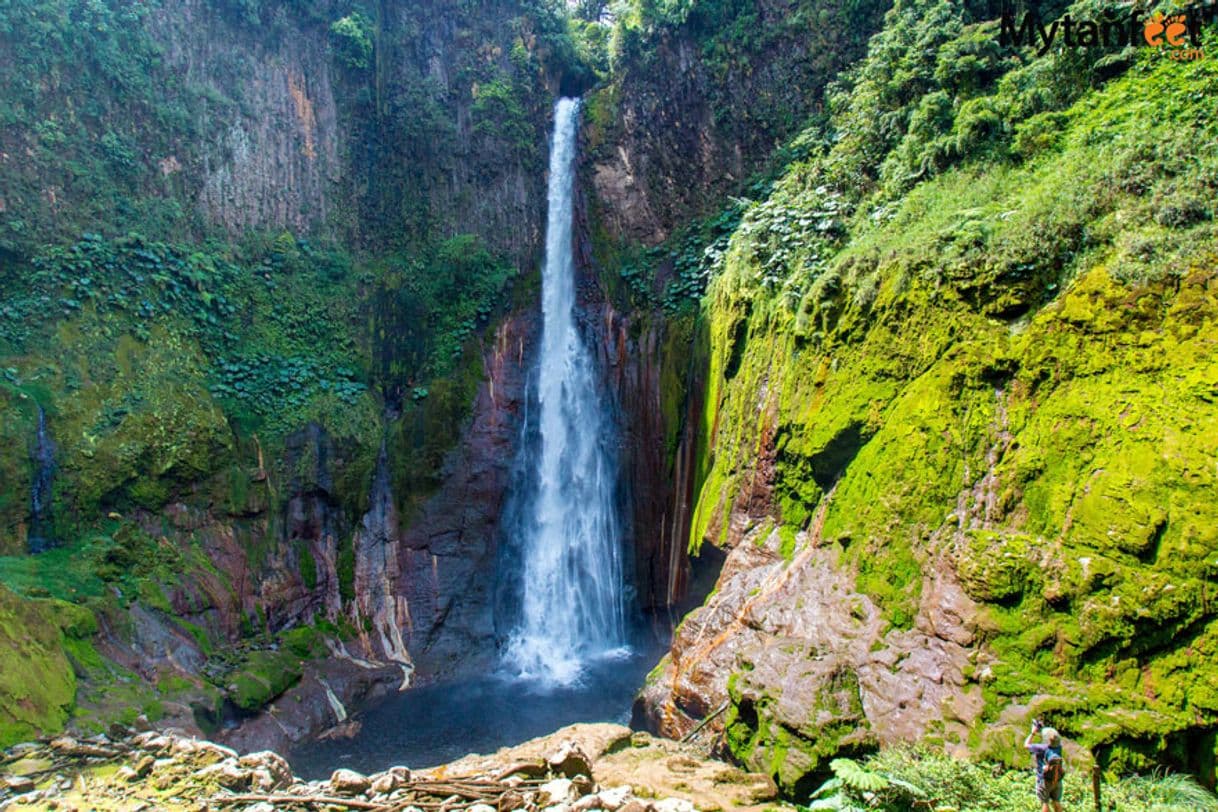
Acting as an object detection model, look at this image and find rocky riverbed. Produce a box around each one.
[0,724,779,812]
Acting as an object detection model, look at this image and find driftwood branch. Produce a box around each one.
[681,702,729,743]
[210,776,549,811]
[212,793,387,810]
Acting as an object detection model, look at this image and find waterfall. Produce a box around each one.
[28,405,56,553]
[502,97,627,685]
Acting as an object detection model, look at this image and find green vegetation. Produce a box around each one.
[0,0,594,747]
[681,0,1218,792]
[225,649,303,712]
[606,0,887,151]
[0,585,82,746]
[330,11,375,70]
[804,750,1218,811]
[0,0,214,250]
[0,0,1212,800]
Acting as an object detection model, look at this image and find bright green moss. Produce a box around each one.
[281,625,326,658]
[685,35,1218,789]
[297,543,319,591]
[0,586,80,747]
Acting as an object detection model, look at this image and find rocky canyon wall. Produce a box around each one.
[0,0,557,267]
[629,52,1218,797]
[583,0,887,247]
[0,0,577,747]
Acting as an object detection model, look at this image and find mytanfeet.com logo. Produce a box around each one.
[1000,2,1215,60]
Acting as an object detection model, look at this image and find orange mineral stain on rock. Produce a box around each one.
[288,71,317,161]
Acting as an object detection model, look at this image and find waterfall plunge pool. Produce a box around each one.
[287,631,668,780]
[288,98,704,779]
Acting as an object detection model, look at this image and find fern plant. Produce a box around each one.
[807,758,926,811]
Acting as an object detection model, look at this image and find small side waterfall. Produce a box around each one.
[28,405,56,553]
[502,97,627,685]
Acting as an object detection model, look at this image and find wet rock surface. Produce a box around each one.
[0,723,777,811]
[636,523,985,788]
[218,655,403,755]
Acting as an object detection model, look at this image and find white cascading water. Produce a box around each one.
[504,97,627,685]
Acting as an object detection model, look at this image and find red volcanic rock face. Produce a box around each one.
[390,312,538,676]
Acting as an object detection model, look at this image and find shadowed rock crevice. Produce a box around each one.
[808,423,873,492]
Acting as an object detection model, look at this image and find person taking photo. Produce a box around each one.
[1025,718,1066,812]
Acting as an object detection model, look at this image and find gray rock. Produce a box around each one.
[238,751,292,790]
[498,789,527,811]
[125,754,152,778]
[618,801,652,812]
[594,786,632,810]
[200,760,251,790]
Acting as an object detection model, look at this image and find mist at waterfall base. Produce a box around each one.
[290,99,656,779]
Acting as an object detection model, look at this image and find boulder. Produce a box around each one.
[330,768,371,795]
[538,777,577,806]
[498,789,528,811]
[370,771,402,794]
[239,751,292,790]
[546,741,594,779]
[170,738,197,757]
[5,775,35,794]
[133,755,155,777]
[199,760,251,790]
[593,786,632,810]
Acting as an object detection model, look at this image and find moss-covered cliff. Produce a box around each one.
[634,0,1218,795]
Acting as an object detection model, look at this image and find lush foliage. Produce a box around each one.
[330,11,375,69]
[685,0,1218,792]
[371,233,516,385]
[0,0,211,249]
[0,0,589,748]
[608,0,887,130]
[611,203,744,313]
[2,231,372,432]
[805,750,1218,811]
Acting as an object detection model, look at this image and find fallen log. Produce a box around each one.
[211,792,387,810]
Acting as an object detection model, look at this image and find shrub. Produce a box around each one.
[803,749,1218,812]
[330,12,374,70]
